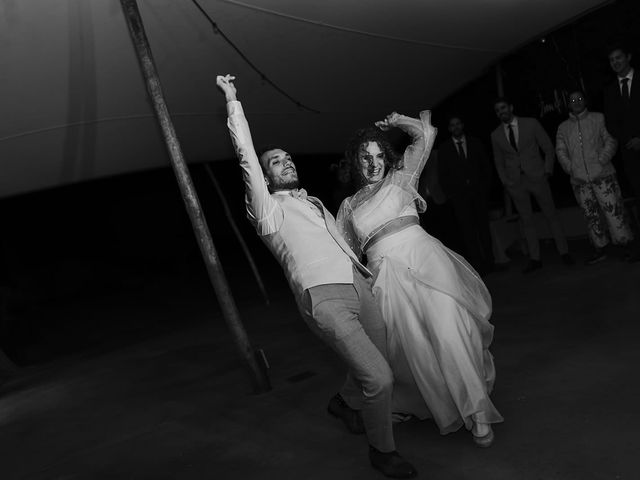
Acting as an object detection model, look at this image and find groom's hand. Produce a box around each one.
[216,74,237,102]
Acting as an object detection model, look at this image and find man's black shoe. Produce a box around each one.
[627,251,640,263]
[492,262,510,272]
[327,394,365,434]
[369,446,417,478]
[585,249,607,265]
[622,240,640,262]
[522,259,542,274]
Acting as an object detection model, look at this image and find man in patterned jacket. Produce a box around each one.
[556,90,638,263]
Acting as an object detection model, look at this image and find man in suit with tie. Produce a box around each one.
[491,98,572,273]
[604,44,640,233]
[437,115,495,275]
[216,74,417,479]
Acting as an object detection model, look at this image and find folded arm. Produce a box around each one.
[598,116,617,164]
[555,126,572,175]
[491,134,509,186]
[534,119,555,175]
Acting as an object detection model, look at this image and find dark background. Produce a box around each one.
[1,0,639,366]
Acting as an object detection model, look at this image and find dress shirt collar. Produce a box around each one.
[502,116,518,133]
[272,189,297,195]
[274,189,322,214]
[452,135,466,144]
[618,68,634,82]
[273,188,307,199]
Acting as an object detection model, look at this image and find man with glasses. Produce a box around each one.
[557,90,637,264]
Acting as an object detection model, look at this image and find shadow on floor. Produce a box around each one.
[1,238,639,480]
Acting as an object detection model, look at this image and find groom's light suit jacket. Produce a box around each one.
[226,101,371,329]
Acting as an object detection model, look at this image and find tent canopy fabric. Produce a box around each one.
[0,0,608,198]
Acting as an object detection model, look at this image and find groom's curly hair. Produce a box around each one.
[341,127,403,190]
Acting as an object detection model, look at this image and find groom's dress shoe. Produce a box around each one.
[627,251,640,263]
[369,446,417,478]
[327,394,365,434]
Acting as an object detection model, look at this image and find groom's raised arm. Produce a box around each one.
[216,75,283,235]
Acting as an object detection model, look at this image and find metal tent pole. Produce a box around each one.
[203,163,270,306]
[119,0,270,393]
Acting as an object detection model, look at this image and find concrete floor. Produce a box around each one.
[1,239,639,480]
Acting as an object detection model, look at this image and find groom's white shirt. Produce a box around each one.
[226,101,370,304]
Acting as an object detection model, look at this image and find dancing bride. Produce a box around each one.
[337,110,503,446]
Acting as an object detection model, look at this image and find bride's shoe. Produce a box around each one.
[471,423,494,448]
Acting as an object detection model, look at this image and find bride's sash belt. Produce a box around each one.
[363,215,420,253]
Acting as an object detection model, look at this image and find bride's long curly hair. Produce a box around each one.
[340,127,403,190]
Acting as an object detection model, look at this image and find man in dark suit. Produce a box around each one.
[491,98,573,273]
[437,116,495,275]
[418,149,463,253]
[604,44,640,233]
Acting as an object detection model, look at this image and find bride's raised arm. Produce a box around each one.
[377,111,437,182]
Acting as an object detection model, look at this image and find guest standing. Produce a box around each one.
[437,116,495,275]
[491,98,573,273]
[557,90,636,263]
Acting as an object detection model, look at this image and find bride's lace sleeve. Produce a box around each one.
[394,110,437,189]
[336,196,363,259]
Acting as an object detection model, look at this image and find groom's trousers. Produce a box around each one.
[301,268,395,453]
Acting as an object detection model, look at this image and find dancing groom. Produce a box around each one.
[216,74,417,479]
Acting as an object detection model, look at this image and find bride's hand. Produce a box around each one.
[375,112,401,131]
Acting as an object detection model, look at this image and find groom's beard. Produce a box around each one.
[274,179,300,190]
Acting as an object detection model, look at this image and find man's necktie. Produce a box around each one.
[621,78,630,101]
[508,124,518,152]
[456,141,466,159]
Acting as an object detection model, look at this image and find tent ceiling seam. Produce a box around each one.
[192,0,320,113]
[0,108,430,143]
[217,0,502,53]
[0,115,158,143]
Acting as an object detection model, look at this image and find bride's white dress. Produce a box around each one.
[338,112,503,434]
